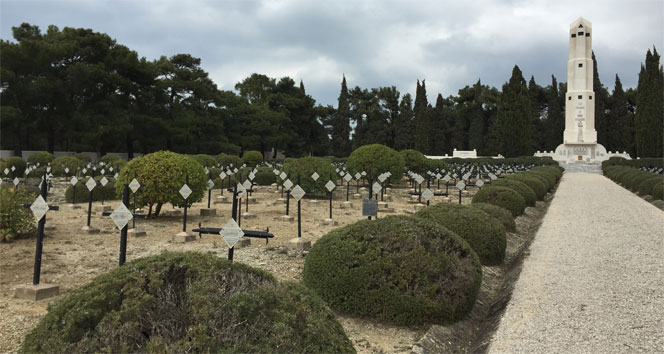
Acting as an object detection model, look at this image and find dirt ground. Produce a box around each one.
[0,180,475,354]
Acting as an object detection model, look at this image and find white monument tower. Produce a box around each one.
[535,17,629,165]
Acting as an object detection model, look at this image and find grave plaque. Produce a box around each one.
[242,179,252,190]
[233,168,239,173]
[456,181,466,190]
[248,171,256,181]
[422,188,433,201]
[362,198,378,217]
[280,172,287,180]
[325,180,336,192]
[344,173,352,182]
[273,169,279,175]
[82,168,87,174]
[462,173,471,181]
[4,168,9,175]
[372,181,381,193]
[436,173,442,179]
[339,171,345,177]
[30,196,49,221]
[110,202,133,230]
[114,173,119,179]
[13,177,19,186]
[311,172,319,181]
[220,218,244,248]
[291,185,306,201]
[415,175,424,185]
[179,184,192,200]
[207,179,215,190]
[335,168,340,173]
[11,166,16,172]
[378,174,386,183]
[220,171,227,180]
[85,177,97,192]
[354,172,361,180]
[101,169,105,175]
[64,167,70,174]
[476,180,484,187]
[361,171,367,177]
[100,177,109,187]
[489,173,497,180]
[283,179,293,191]
[109,167,114,172]
[129,178,141,193]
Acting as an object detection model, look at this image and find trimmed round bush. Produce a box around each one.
[399,149,429,174]
[98,155,127,174]
[21,252,354,354]
[638,176,664,196]
[470,203,516,232]
[65,177,116,203]
[346,144,405,185]
[242,150,263,167]
[506,174,548,200]
[617,170,641,187]
[416,204,506,265]
[628,172,654,192]
[51,156,85,176]
[652,182,664,200]
[303,215,482,326]
[254,170,277,185]
[5,157,27,178]
[283,157,336,194]
[523,171,554,190]
[491,178,537,206]
[216,153,243,168]
[115,151,206,217]
[27,152,55,166]
[472,186,527,217]
[72,153,92,163]
[531,166,563,182]
[192,154,217,167]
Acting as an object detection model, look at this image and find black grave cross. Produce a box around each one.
[24,175,60,285]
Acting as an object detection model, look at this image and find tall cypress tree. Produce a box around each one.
[592,52,610,146]
[394,93,414,150]
[635,48,664,157]
[607,75,634,154]
[528,76,547,151]
[414,80,430,153]
[331,75,352,156]
[429,93,448,155]
[466,81,485,153]
[543,75,564,151]
[493,66,535,157]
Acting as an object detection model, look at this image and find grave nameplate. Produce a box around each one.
[64,167,70,174]
[422,188,433,201]
[283,179,293,191]
[291,185,306,201]
[325,180,336,192]
[248,171,256,181]
[280,172,287,180]
[489,173,497,180]
[86,177,97,192]
[242,180,252,190]
[362,198,378,217]
[100,177,109,187]
[456,181,466,190]
[476,180,484,187]
[372,182,381,193]
[110,203,133,230]
[70,176,78,186]
[220,218,244,248]
[354,172,361,180]
[311,172,319,181]
[378,174,386,183]
[30,196,49,221]
[220,171,227,180]
[13,177,19,186]
[179,184,192,200]
[114,173,119,179]
[4,168,9,175]
[11,166,16,172]
[129,178,141,193]
[344,173,352,182]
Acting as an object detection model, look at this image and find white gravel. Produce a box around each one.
[488,172,664,354]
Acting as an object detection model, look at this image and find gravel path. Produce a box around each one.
[488,172,664,354]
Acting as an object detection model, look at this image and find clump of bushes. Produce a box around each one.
[491,178,537,206]
[242,150,263,167]
[346,144,405,185]
[114,151,206,217]
[303,215,482,326]
[638,176,664,196]
[283,157,336,194]
[27,152,55,166]
[253,169,277,186]
[652,182,664,200]
[98,154,126,174]
[51,156,85,176]
[416,204,506,265]
[216,153,243,168]
[5,157,26,178]
[399,149,429,174]
[21,252,355,354]
[65,177,116,203]
[505,174,548,200]
[0,186,37,242]
[604,165,664,197]
[472,186,527,217]
[470,203,516,232]
[192,154,217,167]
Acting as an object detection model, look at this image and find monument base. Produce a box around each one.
[200,208,216,216]
[538,142,630,165]
[173,232,196,243]
[15,283,60,301]
[288,237,311,250]
[128,228,147,237]
[81,225,100,234]
[340,201,354,209]
[279,215,294,222]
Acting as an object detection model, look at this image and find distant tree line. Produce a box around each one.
[1,23,661,158]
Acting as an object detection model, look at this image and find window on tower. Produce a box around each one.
[578,32,584,36]
[578,63,583,67]
[571,34,577,38]
[589,96,593,100]
[578,95,583,99]
[568,96,572,100]
[585,33,590,37]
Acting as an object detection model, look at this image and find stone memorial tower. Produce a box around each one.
[535,17,630,165]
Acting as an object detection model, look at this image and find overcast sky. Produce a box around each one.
[2,0,662,106]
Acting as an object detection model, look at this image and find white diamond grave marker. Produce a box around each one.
[3,168,9,175]
[344,173,352,182]
[129,178,140,193]
[13,177,19,186]
[11,166,16,172]
[208,179,215,190]
[179,184,192,200]
[372,181,381,193]
[476,180,484,188]
[100,177,109,187]
[283,179,293,191]
[70,176,78,185]
[311,172,319,181]
[279,172,287,180]
[220,171,227,180]
[64,167,70,174]
[415,175,424,185]
[85,177,96,192]
[456,181,466,190]
[110,203,133,230]
[30,195,49,221]
[422,188,434,201]
[220,218,244,248]
[291,185,306,201]
[325,180,336,192]
[354,172,361,180]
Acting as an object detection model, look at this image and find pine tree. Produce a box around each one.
[607,75,634,154]
[331,76,352,157]
[493,66,535,157]
[466,81,485,153]
[592,52,610,146]
[635,48,664,157]
[394,93,414,150]
[414,80,430,153]
[429,93,448,155]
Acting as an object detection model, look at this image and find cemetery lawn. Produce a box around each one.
[2,183,460,354]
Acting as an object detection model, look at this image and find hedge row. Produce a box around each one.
[65,177,117,203]
[603,165,664,200]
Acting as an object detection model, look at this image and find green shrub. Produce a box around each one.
[5,157,26,178]
[470,203,516,232]
[21,252,354,354]
[27,152,55,166]
[526,170,556,189]
[216,153,243,168]
[283,157,336,194]
[399,149,429,174]
[346,144,405,184]
[254,171,277,185]
[626,171,653,192]
[303,215,482,326]
[242,150,263,167]
[0,186,38,242]
[65,177,117,203]
[505,174,548,200]
[192,154,217,167]
[416,204,506,265]
[530,166,563,182]
[638,176,664,196]
[51,156,85,176]
[610,166,635,182]
[652,182,664,200]
[98,155,127,174]
[617,170,641,187]
[472,186,527,217]
[72,153,92,163]
[114,151,206,217]
[491,178,537,206]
